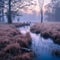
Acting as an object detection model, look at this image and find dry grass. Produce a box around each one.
[0,24,33,60]
[30,22,60,44]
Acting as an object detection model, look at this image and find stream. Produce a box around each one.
[18,25,60,60]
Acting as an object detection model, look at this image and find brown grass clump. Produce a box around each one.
[0,24,33,60]
[30,22,60,44]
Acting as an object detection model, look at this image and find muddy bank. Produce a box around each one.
[0,24,34,60]
[30,22,60,44]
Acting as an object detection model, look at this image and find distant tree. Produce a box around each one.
[44,0,60,22]
[0,0,4,23]
[54,1,60,21]
[51,0,60,21]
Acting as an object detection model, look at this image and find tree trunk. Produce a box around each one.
[8,0,12,23]
[41,8,43,23]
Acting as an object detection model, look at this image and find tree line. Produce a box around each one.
[44,0,60,22]
[0,0,35,23]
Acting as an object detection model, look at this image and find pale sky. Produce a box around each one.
[20,0,51,15]
[44,0,51,5]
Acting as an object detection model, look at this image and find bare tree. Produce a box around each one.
[4,0,22,23]
[7,0,12,23]
[4,0,36,23]
[38,0,44,23]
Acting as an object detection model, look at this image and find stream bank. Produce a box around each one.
[18,23,60,60]
[30,22,60,45]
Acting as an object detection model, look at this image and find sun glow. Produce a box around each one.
[19,0,40,15]
[20,0,51,15]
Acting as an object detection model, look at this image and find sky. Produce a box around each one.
[20,0,51,15]
[44,0,51,5]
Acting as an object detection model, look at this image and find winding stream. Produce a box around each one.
[18,26,60,60]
